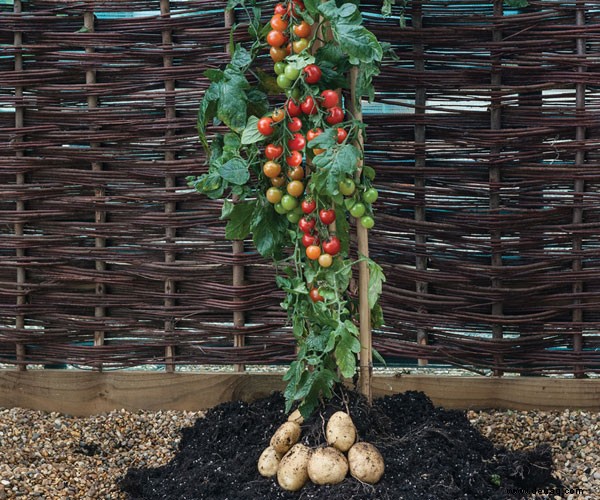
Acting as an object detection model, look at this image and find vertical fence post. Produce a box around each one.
[349,68,372,404]
[490,0,504,376]
[160,0,177,372]
[13,0,26,371]
[572,0,587,378]
[224,7,246,373]
[84,11,106,371]
[413,0,429,366]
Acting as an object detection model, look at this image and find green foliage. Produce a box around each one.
[191,0,386,418]
[504,0,528,7]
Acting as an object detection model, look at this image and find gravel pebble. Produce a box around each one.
[0,404,597,499]
[468,409,599,500]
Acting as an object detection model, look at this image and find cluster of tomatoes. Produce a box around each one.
[257,1,377,302]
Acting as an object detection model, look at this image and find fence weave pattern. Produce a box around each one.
[1,0,599,374]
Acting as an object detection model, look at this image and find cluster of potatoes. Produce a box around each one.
[258,409,385,492]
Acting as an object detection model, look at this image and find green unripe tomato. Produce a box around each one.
[274,62,287,76]
[349,202,366,218]
[338,178,356,196]
[360,215,375,229]
[281,194,299,211]
[286,87,301,100]
[286,211,301,224]
[284,65,301,81]
[274,202,288,214]
[293,205,304,215]
[277,75,293,89]
[362,188,379,204]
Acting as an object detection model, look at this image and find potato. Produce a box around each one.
[287,408,304,425]
[257,446,282,478]
[270,421,301,454]
[326,411,356,452]
[276,443,311,491]
[348,442,385,484]
[307,446,348,485]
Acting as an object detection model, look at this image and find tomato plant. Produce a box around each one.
[192,0,386,419]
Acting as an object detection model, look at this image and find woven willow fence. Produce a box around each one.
[1,0,599,376]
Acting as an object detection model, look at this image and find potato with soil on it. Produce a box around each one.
[270,421,301,454]
[257,446,283,477]
[287,409,304,424]
[276,443,311,491]
[307,446,348,485]
[326,411,356,452]
[348,442,385,484]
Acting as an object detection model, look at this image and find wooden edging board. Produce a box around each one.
[0,370,598,416]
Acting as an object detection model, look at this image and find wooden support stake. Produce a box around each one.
[160,0,177,372]
[224,8,246,373]
[349,67,372,404]
[490,0,504,376]
[572,0,587,378]
[14,0,26,371]
[413,0,429,366]
[84,11,107,371]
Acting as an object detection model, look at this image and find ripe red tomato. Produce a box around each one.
[336,128,348,144]
[300,96,317,115]
[309,287,324,302]
[287,117,303,132]
[286,150,303,167]
[306,245,321,260]
[286,99,302,117]
[325,107,344,125]
[320,90,339,109]
[302,233,319,247]
[303,64,322,84]
[319,208,336,225]
[267,30,287,48]
[265,143,283,160]
[298,216,315,233]
[270,14,288,31]
[257,117,274,135]
[287,133,306,151]
[301,198,316,214]
[274,3,287,15]
[306,128,322,142]
[293,21,311,38]
[322,236,341,256]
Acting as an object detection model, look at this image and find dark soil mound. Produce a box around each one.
[120,389,557,499]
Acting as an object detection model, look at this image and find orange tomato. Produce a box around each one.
[306,245,321,260]
[287,180,304,197]
[263,161,282,179]
[266,187,283,204]
[293,21,311,38]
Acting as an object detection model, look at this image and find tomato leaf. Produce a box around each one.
[307,127,336,149]
[219,157,249,185]
[318,1,383,65]
[224,199,256,240]
[334,322,361,378]
[240,116,263,145]
[366,258,386,309]
[312,144,360,198]
[251,199,288,259]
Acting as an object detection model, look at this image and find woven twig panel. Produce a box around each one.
[1,0,599,374]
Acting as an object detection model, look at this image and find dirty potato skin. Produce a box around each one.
[326,411,357,452]
[270,421,301,454]
[276,443,311,491]
[257,446,282,477]
[307,446,349,485]
[347,442,385,484]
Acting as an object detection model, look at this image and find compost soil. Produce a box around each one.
[120,389,557,499]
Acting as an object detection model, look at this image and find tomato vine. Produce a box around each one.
[190,0,386,418]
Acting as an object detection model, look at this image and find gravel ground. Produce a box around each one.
[0,400,597,499]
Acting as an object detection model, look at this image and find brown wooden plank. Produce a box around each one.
[0,371,598,416]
